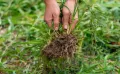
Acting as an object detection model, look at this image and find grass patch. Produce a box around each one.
[0,0,120,74]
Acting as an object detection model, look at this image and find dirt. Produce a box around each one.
[42,34,78,58]
[0,70,5,74]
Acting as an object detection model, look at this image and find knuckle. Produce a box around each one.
[54,12,60,17]
[54,21,59,25]
[63,10,70,15]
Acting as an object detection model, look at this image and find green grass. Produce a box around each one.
[0,0,120,74]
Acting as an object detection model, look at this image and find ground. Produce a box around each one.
[0,0,120,74]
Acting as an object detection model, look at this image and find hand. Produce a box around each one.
[44,0,60,30]
[62,0,78,31]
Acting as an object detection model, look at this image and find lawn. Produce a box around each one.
[0,0,120,74]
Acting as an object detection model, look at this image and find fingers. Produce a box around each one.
[62,12,78,31]
[71,19,78,30]
[62,11,78,31]
[53,12,60,30]
[62,10,70,30]
[71,13,78,30]
[44,7,60,30]
[44,11,52,28]
[44,13,60,30]
[45,20,52,28]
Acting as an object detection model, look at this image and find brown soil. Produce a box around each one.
[0,70,5,74]
[42,34,78,58]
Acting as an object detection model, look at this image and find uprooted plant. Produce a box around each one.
[41,1,80,73]
[42,0,79,59]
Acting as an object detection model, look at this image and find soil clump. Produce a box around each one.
[42,34,77,58]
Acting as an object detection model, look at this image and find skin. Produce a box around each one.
[44,0,78,31]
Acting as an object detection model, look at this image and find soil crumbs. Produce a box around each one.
[42,34,78,58]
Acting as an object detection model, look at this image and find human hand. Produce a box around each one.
[44,0,60,30]
[62,0,78,31]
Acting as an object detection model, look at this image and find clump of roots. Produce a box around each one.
[42,34,78,58]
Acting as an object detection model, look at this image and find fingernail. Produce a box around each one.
[64,25,67,29]
[55,27,58,30]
